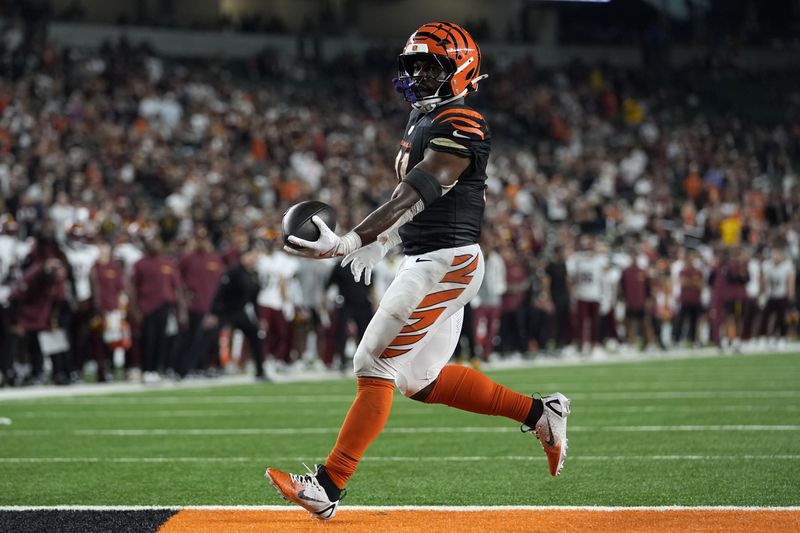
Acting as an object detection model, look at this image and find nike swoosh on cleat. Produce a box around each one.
[545,399,563,417]
[544,419,556,447]
[298,490,326,503]
[452,130,471,139]
[416,258,432,262]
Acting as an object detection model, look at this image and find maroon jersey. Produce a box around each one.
[179,250,224,314]
[724,260,749,301]
[679,266,703,305]
[222,248,242,267]
[132,255,180,316]
[501,258,528,312]
[11,261,65,331]
[621,266,648,310]
[93,259,125,313]
[710,264,727,309]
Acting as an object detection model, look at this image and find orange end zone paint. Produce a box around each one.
[158,509,800,533]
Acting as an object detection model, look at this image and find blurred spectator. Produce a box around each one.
[208,250,268,380]
[178,227,224,376]
[326,260,373,371]
[545,246,570,350]
[674,249,704,347]
[474,240,506,360]
[256,242,298,368]
[760,246,796,346]
[89,241,126,381]
[129,236,184,382]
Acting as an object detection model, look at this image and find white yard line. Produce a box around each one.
[0,454,799,464]
[0,505,798,511]
[3,389,800,407]
[2,424,800,437]
[5,403,800,419]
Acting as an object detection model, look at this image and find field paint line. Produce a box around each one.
[4,424,800,437]
[5,389,800,406]
[1,505,799,511]
[6,404,800,419]
[1,454,799,464]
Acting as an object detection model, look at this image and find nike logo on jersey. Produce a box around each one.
[416,258,432,262]
[298,490,326,503]
[452,130,471,139]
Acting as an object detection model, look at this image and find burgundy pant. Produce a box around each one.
[473,305,501,359]
[576,300,600,346]
[259,306,291,363]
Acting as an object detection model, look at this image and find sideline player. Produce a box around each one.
[265,22,570,521]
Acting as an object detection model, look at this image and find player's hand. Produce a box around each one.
[284,216,361,259]
[341,241,384,285]
[284,216,342,258]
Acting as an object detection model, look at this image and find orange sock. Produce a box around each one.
[424,365,532,424]
[325,376,395,489]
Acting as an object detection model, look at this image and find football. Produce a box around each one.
[282,200,337,249]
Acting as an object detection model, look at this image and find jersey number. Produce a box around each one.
[395,148,410,181]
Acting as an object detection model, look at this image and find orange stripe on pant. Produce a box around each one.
[441,255,479,284]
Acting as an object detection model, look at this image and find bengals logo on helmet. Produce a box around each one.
[393,22,487,112]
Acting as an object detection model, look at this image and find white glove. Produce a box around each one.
[341,229,402,285]
[285,216,361,259]
[341,241,383,285]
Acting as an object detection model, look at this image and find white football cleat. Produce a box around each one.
[524,392,571,476]
[265,464,342,520]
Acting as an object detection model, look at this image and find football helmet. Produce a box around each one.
[393,22,487,113]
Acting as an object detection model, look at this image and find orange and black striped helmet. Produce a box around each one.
[393,22,487,112]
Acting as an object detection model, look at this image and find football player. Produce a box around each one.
[265,22,570,521]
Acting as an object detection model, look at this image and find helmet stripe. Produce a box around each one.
[441,22,470,51]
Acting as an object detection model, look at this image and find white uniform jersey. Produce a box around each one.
[763,259,795,299]
[569,252,607,303]
[65,243,100,302]
[256,251,299,309]
[600,265,622,315]
[476,250,507,307]
[114,242,144,276]
[746,258,761,299]
[294,259,334,310]
[670,259,684,309]
[0,235,26,305]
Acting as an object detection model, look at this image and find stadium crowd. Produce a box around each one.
[1,20,799,386]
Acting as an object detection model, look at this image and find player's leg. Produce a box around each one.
[266,249,456,519]
[397,307,571,477]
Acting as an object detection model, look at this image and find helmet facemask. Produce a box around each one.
[393,53,456,112]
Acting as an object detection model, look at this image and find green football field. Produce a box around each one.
[1,352,799,507]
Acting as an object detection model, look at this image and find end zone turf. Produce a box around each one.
[1,506,799,533]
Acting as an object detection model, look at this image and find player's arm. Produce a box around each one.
[353,149,469,245]
[287,149,469,258]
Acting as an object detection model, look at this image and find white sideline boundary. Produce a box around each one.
[0,505,798,512]
[3,424,799,437]
[1,345,798,401]
[1,454,799,463]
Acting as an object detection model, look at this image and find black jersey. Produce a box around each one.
[395,99,491,255]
